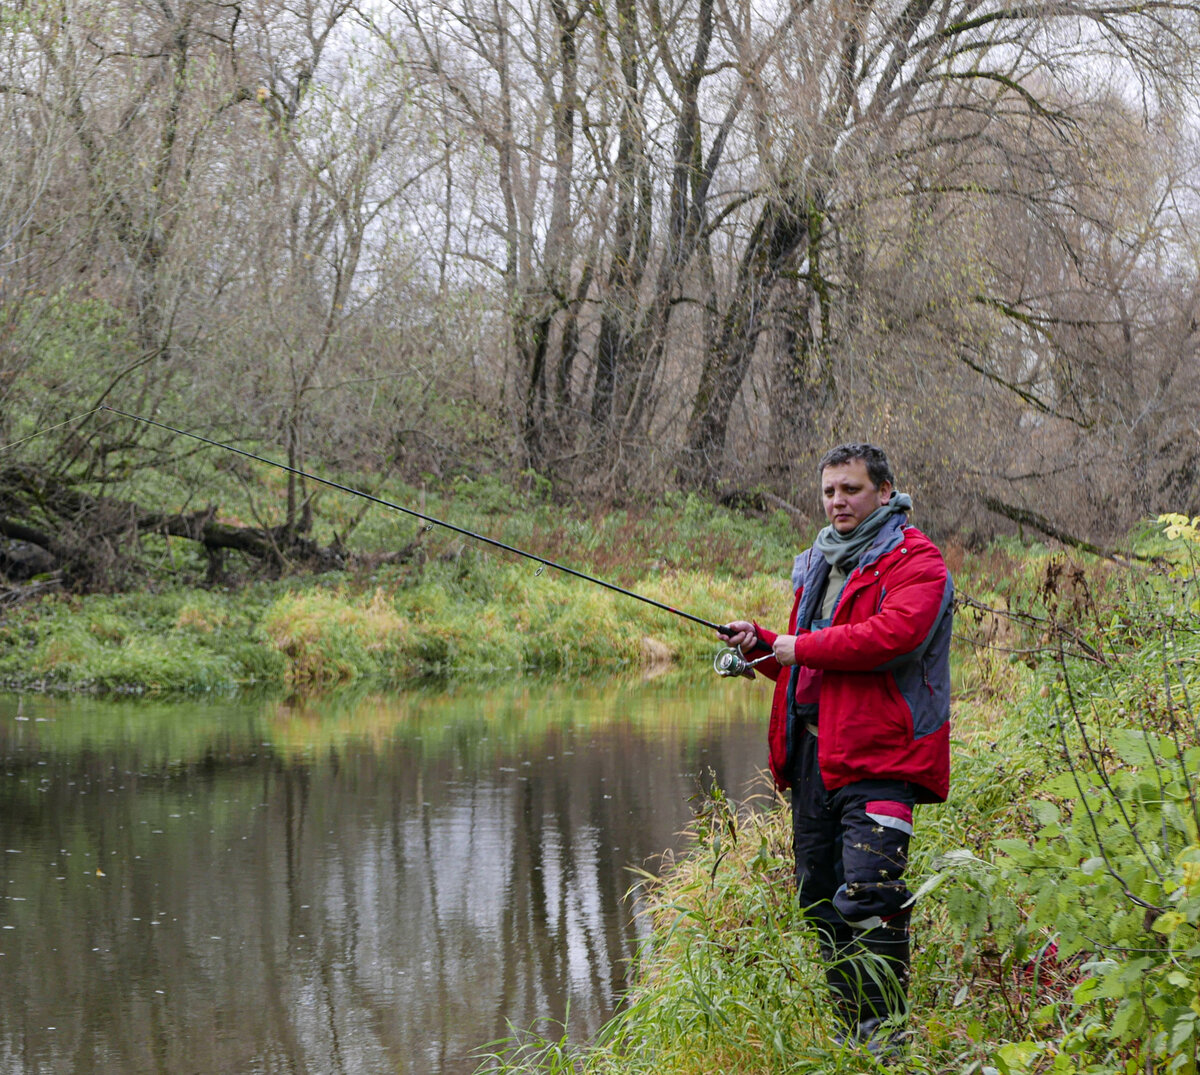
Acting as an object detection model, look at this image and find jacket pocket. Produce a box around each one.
[893,657,947,739]
[792,665,822,705]
[826,672,908,765]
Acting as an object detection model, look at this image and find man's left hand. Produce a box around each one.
[772,635,798,666]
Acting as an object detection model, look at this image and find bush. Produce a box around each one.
[925,517,1200,1075]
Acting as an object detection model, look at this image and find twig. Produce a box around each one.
[1055,640,1166,903]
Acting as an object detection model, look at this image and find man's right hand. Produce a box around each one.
[718,620,758,654]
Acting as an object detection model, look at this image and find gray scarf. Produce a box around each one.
[812,492,913,569]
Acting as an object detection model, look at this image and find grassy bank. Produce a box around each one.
[477,521,1200,1074]
[0,489,800,693]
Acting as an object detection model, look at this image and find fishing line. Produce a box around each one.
[101,405,731,634]
[0,407,104,455]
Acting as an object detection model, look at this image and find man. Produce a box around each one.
[721,443,952,1058]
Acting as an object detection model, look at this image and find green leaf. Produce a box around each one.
[1112,730,1156,766]
[1032,1002,1057,1025]
[939,848,986,866]
[1080,856,1107,876]
[995,838,1036,864]
[908,871,949,902]
[996,1041,1042,1073]
[1095,966,1137,1000]
[1112,997,1148,1038]
[1029,800,1060,826]
[1169,1009,1198,1050]
[1154,911,1187,935]
[1013,929,1029,965]
[1045,774,1082,798]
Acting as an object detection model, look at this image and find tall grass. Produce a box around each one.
[0,491,799,693]
[0,589,287,692]
[475,522,1200,1075]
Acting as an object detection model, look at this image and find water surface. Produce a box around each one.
[0,675,771,1073]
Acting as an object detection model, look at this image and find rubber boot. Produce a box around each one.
[814,920,861,1037]
[851,914,911,1063]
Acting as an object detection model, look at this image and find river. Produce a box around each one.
[0,674,772,1073]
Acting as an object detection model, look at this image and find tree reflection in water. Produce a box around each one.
[0,678,767,1073]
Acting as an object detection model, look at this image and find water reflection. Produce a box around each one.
[0,676,770,1074]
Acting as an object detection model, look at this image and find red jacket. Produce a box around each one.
[752,520,952,803]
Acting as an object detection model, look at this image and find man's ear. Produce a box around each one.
[878,480,894,503]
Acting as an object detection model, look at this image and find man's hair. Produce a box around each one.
[818,443,895,489]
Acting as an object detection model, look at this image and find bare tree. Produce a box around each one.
[5,0,1200,587]
[681,0,1200,490]
[0,0,450,582]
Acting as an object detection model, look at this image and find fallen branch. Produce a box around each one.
[981,495,1152,564]
[0,465,348,586]
[718,486,808,523]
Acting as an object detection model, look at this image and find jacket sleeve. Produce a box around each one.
[791,542,948,672]
[741,575,806,682]
[749,622,782,681]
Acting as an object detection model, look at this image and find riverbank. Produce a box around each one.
[0,491,801,694]
[7,484,1196,1073]
[479,520,1200,1074]
[0,566,794,693]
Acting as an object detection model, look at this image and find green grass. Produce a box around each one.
[0,488,799,693]
[0,588,288,692]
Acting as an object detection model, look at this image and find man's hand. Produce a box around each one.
[772,634,799,666]
[718,620,757,654]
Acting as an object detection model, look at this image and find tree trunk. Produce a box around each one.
[682,195,810,484]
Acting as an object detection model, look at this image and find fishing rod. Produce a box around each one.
[101,405,735,636]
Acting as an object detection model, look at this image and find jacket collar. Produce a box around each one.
[795,516,910,594]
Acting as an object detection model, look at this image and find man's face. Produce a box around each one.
[821,459,893,534]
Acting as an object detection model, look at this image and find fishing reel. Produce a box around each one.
[713,646,771,678]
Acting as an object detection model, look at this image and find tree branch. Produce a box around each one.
[981,495,1150,563]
